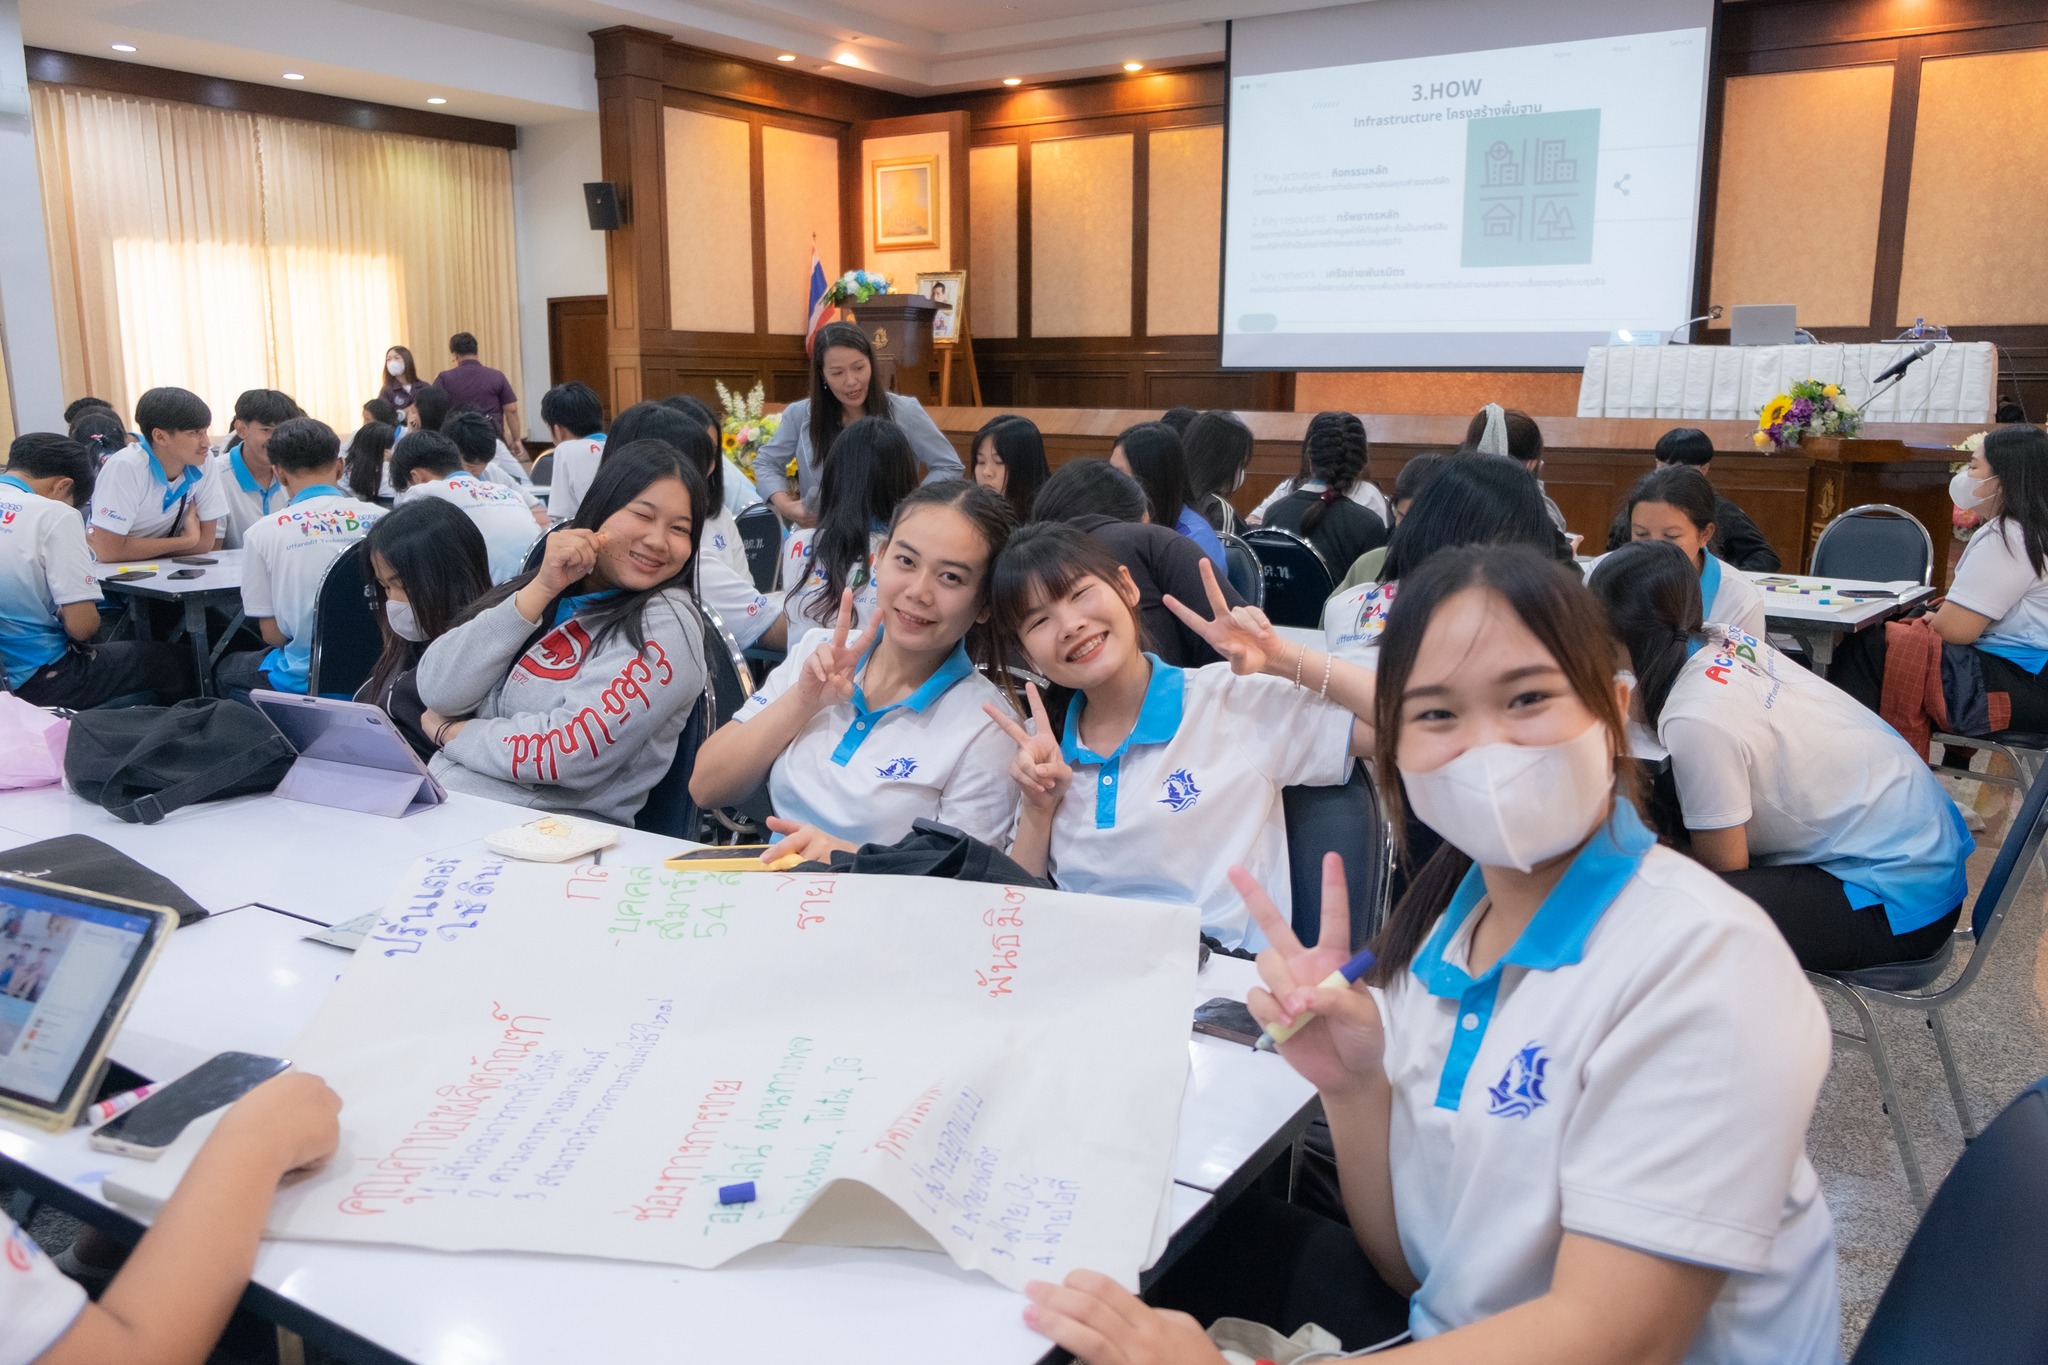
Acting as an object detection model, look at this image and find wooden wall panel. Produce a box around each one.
[1897,47,2048,326]
[1030,133,1134,337]
[663,106,754,333]
[1295,370,1585,419]
[968,143,1018,339]
[761,125,840,334]
[1146,125,1222,337]
[1706,65,1893,330]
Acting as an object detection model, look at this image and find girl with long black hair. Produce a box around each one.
[780,415,920,632]
[970,414,1051,525]
[1258,412,1388,573]
[362,497,492,757]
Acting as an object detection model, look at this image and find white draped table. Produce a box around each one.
[1577,342,1997,425]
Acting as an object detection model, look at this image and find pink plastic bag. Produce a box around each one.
[0,694,68,790]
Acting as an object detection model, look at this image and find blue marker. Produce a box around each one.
[1253,947,1377,1052]
[718,1181,756,1205]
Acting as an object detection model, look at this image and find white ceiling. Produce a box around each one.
[19,0,1365,126]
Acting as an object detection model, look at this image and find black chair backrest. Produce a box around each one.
[1243,528,1335,628]
[634,691,708,837]
[1811,505,1933,585]
[698,604,775,835]
[529,451,555,487]
[1219,531,1263,607]
[306,541,383,699]
[735,502,784,594]
[1850,1076,2048,1364]
[522,523,563,575]
[1281,761,1391,952]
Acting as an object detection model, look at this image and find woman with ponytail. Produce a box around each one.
[1589,540,1971,972]
[1259,412,1388,571]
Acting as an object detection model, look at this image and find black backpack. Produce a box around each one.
[64,698,296,825]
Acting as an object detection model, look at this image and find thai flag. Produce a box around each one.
[804,245,830,354]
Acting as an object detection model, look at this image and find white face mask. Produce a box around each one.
[1950,467,1994,512]
[1399,720,1614,873]
[386,358,406,378]
[385,597,426,642]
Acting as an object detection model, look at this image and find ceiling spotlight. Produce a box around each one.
[1002,77,1021,86]
[111,42,137,53]
[776,53,796,62]
[426,96,448,105]
[283,72,305,80]
[1123,61,1144,72]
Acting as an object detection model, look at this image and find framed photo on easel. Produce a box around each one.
[915,270,966,343]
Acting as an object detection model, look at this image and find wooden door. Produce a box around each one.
[547,295,612,418]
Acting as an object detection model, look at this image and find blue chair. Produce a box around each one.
[735,502,784,594]
[1810,764,2048,1204]
[1243,527,1334,628]
[1849,1076,2048,1364]
[633,692,709,839]
[1809,503,1934,585]
[1218,530,1263,607]
[305,541,383,699]
[1281,761,1395,952]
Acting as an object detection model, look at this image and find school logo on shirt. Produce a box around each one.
[518,620,595,681]
[1336,582,1395,647]
[875,756,919,780]
[1486,1041,1551,1119]
[1159,768,1201,812]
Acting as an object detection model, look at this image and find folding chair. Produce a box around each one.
[696,603,773,842]
[735,501,785,594]
[528,451,555,488]
[1809,764,2048,1204]
[1282,760,1395,951]
[305,541,383,699]
[521,523,564,574]
[1850,1075,2048,1364]
[1218,530,1264,607]
[1243,527,1335,628]
[634,691,709,839]
[1809,503,1935,586]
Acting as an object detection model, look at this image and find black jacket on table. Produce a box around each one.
[1066,514,1248,669]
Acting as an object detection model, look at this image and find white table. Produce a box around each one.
[1756,574,1937,670]
[0,789,1312,1364]
[92,549,247,698]
[1577,341,1997,424]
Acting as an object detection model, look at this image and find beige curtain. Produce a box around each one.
[31,82,520,434]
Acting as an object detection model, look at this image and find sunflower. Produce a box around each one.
[1760,395,1794,427]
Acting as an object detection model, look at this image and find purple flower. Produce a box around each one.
[1789,397,1814,420]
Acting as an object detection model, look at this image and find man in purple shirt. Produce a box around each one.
[432,332,520,448]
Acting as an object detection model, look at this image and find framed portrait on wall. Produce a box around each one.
[872,155,940,251]
[916,271,966,342]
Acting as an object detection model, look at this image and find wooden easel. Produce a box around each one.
[937,320,982,407]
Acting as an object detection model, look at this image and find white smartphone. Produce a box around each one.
[89,1052,290,1159]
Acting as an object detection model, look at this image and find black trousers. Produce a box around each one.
[213,649,275,704]
[1147,1191,1411,1351]
[1830,627,2048,733]
[1719,863,1960,972]
[14,641,191,710]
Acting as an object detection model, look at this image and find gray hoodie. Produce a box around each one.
[417,588,708,823]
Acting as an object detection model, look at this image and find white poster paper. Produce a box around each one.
[114,858,1198,1291]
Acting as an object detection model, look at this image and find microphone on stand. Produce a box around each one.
[1664,304,1722,344]
[1862,341,1939,411]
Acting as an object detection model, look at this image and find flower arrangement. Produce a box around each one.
[714,380,779,482]
[819,269,892,308]
[1752,379,1860,450]
[1952,430,1988,538]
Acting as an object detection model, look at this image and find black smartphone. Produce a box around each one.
[106,570,156,582]
[89,1052,289,1159]
[1836,589,1898,599]
[167,569,204,580]
[171,556,217,566]
[1192,997,1261,1048]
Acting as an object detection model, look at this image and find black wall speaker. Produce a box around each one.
[583,182,624,231]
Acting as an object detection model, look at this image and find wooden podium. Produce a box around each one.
[847,294,941,401]
[1800,436,1958,589]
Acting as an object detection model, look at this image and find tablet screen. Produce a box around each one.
[0,878,163,1109]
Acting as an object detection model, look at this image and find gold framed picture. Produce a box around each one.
[872,155,940,251]
[916,270,966,342]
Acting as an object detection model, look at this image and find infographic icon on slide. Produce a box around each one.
[1461,109,1600,268]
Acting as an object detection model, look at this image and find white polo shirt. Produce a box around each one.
[1322,578,1398,671]
[1945,516,2048,672]
[1047,658,1353,949]
[201,446,283,548]
[88,441,225,544]
[481,461,544,512]
[0,1215,85,1365]
[1659,623,1972,934]
[403,473,543,583]
[781,528,882,633]
[1375,804,1838,1360]
[0,476,99,688]
[698,555,781,650]
[735,628,1019,846]
[546,434,606,520]
[702,505,751,582]
[241,486,383,693]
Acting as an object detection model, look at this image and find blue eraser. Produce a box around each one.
[718,1181,756,1205]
